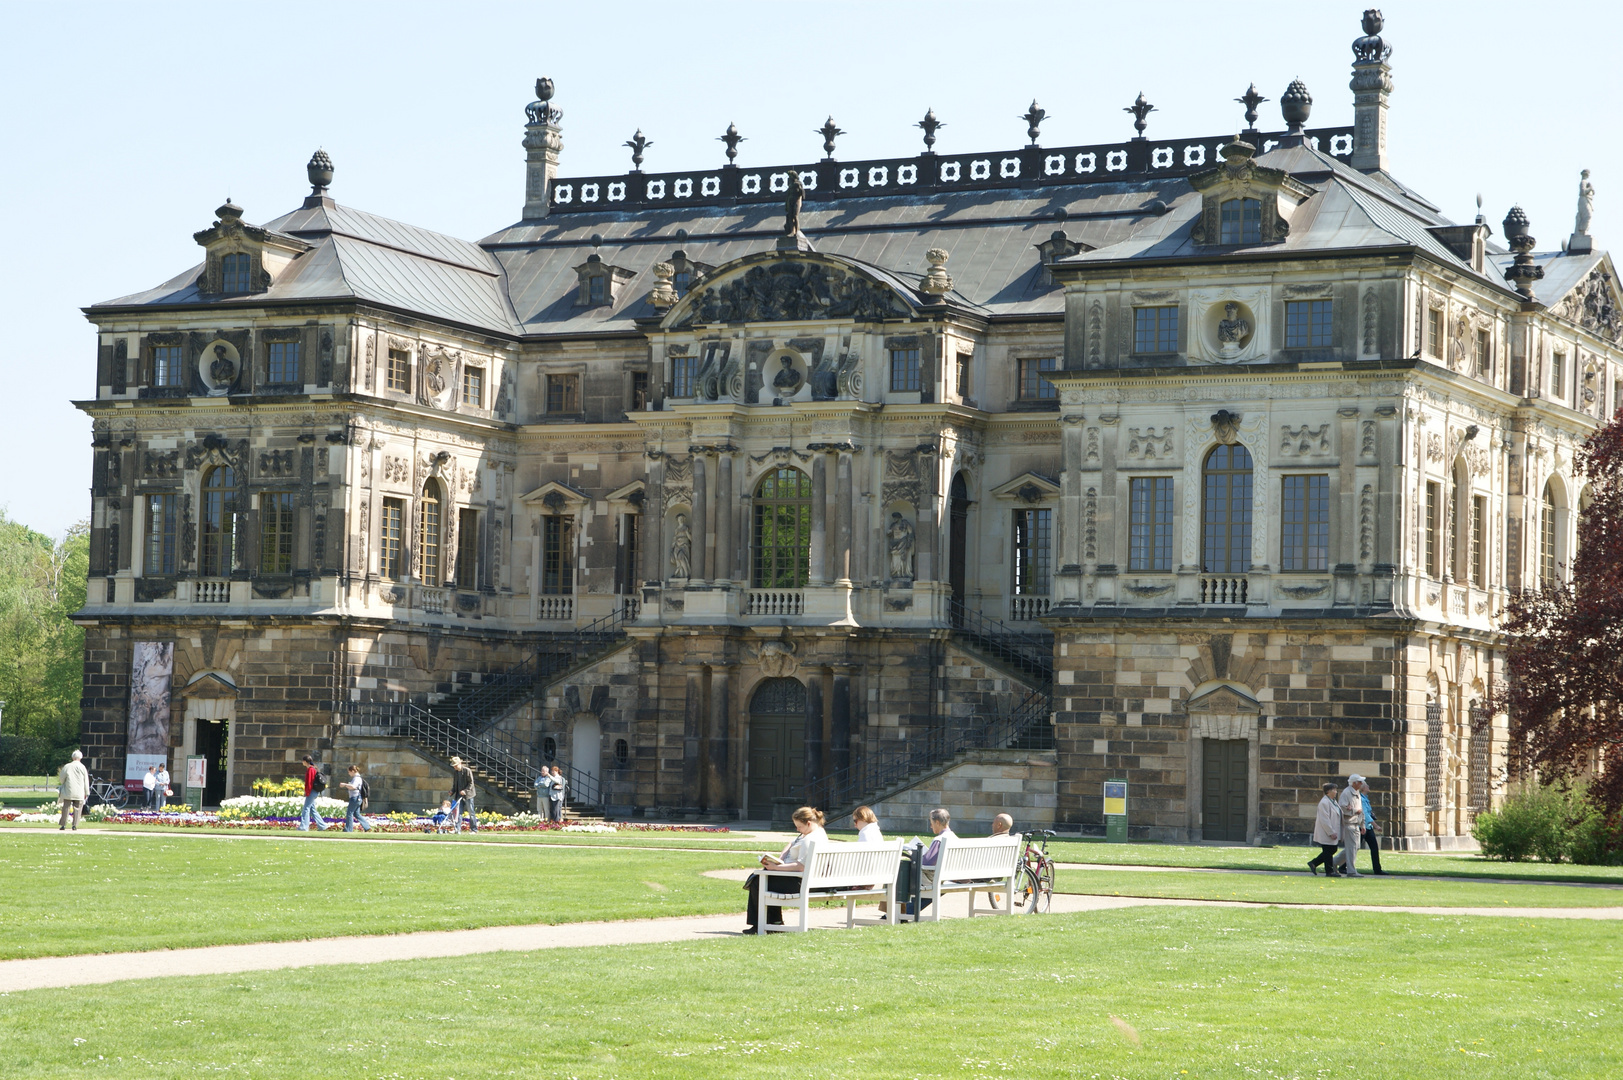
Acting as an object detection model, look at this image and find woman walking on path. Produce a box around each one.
[1307,783,1340,877]
[449,757,478,833]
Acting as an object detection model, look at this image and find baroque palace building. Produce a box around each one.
[76,12,1622,844]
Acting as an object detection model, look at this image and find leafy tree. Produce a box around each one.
[0,509,88,746]
[1495,414,1623,813]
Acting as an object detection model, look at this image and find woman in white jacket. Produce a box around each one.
[1307,783,1341,877]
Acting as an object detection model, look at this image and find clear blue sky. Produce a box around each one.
[1,0,1616,539]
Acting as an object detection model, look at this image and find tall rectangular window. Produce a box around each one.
[670,353,697,397]
[955,351,973,398]
[587,275,606,306]
[1012,508,1052,596]
[386,348,411,393]
[542,516,574,595]
[1128,477,1174,571]
[1425,481,1440,577]
[267,341,301,384]
[456,508,479,589]
[1426,309,1443,358]
[144,493,177,575]
[889,347,921,392]
[379,498,404,579]
[1475,328,1492,375]
[1018,357,1058,400]
[546,374,580,414]
[461,366,484,408]
[630,371,649,411]
[619,513,640,592]
[1551,352,1566,399]
[1134,306,1178,353]
[1470,495,1486,586]
[1280,475,1329,571]
[152,346,185,387]
[1284,300,1333,348]
[418,491,442,586]
[220,253,252,294]
[259,492,295,574]
[1220,198,1262,244]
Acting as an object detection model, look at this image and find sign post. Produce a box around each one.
[1104,779,1128,843]
[185,754,207,812]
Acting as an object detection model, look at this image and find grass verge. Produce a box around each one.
[1,908,1615,1078]
[0,833,754,960]
[1056,868,1623,908]
[0,820,771,850]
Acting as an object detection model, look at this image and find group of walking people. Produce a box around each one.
[139,764,171,811]
[1308,773,1386,877]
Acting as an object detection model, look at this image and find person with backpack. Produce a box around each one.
[449,756,477,833]
[342,765,373,832]
[298,754,329,832]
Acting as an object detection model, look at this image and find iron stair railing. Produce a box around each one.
[447,608,631,735]
[948,597,1053,686]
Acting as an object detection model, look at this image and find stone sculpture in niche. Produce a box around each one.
[208,343,236,386]
[1211,410,1241,445]
[669,514,692,580]
[771,355,803,402]
[1217,302,1250,359]
[886,513,915,582]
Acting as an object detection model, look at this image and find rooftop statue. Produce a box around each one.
[1576,169,1595,237]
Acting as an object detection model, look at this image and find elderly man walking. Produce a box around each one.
[58,750,90,831]
[1335,774,1367,877]
[1307,783,1340,877]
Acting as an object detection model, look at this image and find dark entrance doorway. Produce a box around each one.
[948,472,969,624]
[747,678,806,818]
[196,719,229,806]
[1201,739,1248,841]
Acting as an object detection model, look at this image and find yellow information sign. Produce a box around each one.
[1103,780,1127,817]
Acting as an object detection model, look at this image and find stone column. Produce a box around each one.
[830,668,852,777]
[1334,407,1360,604]
[804,672,825,797]
[715,454,734,584]
[692,454,709,584]
[809,454,828,586]
[683,668,703,809]
[916,451,939,581]
[643,457,664,587]
[706,666,730,810]
[834,451,853,584]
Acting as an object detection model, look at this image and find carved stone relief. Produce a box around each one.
[1084,487,1098,561]
[1361,288,1378,355]
[1085,427,1100,464]
[1279,424,1330,457]
[1359,484,1374,561]
[674,259,909,327]
[1087,299,1104,365]
[259,449,297,477]
[363,334,376,392]
[881,451,921,506]
[1553,266,1621,342]
[1124,427,1174,460]
[381,455,410,484]
[144,450,180,479]
[1360,421,1377,460]
[184,434,248,473]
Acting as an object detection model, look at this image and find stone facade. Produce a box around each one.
[73,15,1622,842]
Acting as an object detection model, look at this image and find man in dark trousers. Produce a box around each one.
[449,756,477,833]
[298,755,328,831]
[1347,776,1385,875]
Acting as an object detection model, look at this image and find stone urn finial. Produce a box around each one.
[306,149,333,196]
[920,248,953,296]
[649,262,678,311]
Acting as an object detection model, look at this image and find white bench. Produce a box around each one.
[758,839,905,933]
[913,834,1024,921]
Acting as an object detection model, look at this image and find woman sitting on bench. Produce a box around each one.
[744,806,827,934]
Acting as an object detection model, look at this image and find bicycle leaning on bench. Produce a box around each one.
[1012,828,1056,913]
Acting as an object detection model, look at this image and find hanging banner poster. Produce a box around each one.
[125,641,174,791]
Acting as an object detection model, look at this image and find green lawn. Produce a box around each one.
[1042,837,1623,884]
[2,908,1616,1078]
[0,775,52,787]
[0,792,58,809]
[1057,868,1623,908]
[0,833,755,960]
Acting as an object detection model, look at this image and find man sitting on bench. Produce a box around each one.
[908,808,957,916]
[990,813,1013,836]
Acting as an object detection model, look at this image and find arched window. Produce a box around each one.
[752,467,812,588]
[200,466,238,576]
[1540,482,1559,585]
[418,481,443,586]
[1220,198,1262,244]
[221,253,251,294]
[1202,444,1253,573]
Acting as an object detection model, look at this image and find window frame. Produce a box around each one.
[630,370,649,411]
[1012,507,1053,596]
[266,340,302,385]
[379,498,405,580]
[417,482,443,586]
[220,252,252,295]
[955,350,973,399]
[1133,305,1179,354]
[1284,299,1333,349]
[542,514,575,595]
[1127,476,1174,572]
[1017,357,1059,401]
[619,512,641,593]
[199,466,238,577]
[1470,495,1486,586]
[386,348,412,393]
[461,366,484,409]
[144,493,177,576]
[1219,198,1262,244]
[1475,328,1492,375]
[670,353,698,398]
[456,507,479,590]
[1551,351,1566,399]
[1425,481,1441,578]
[1540,485,1558,585]
[258,491,296,575]
[587,274,607,306]
[1426,308,1443,359]
[752,467,813,588]
[152,345,186,388]
[1279,474,1329,572]
[889,347,922,393]
[546,373,581,415]
[1201,444,1254,574]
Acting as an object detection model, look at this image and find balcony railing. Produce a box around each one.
[746,589,804,616]
[418,587,448,614]
[619,594,641,621]
[194,579,230,603]
[537,595,575,621]
[1009,595,1050,621]
[1200,575,1248,604]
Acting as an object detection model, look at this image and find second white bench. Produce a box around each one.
[759,838,906,932]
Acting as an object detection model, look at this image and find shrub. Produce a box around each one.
[0,735,79,777]
[1474,780,1623,864]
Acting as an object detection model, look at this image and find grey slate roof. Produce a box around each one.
[91,144,1595,337]
[1493,249,1607,308]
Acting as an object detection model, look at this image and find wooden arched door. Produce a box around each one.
[747,678,806,818]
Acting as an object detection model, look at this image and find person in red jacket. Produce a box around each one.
[298,754,329,831]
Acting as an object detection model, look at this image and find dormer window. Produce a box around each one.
[572,252,636,308]
[673,269,692,297]
[221,253,252,294]
[1219,199,1262,245]
[588,275,606,306]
